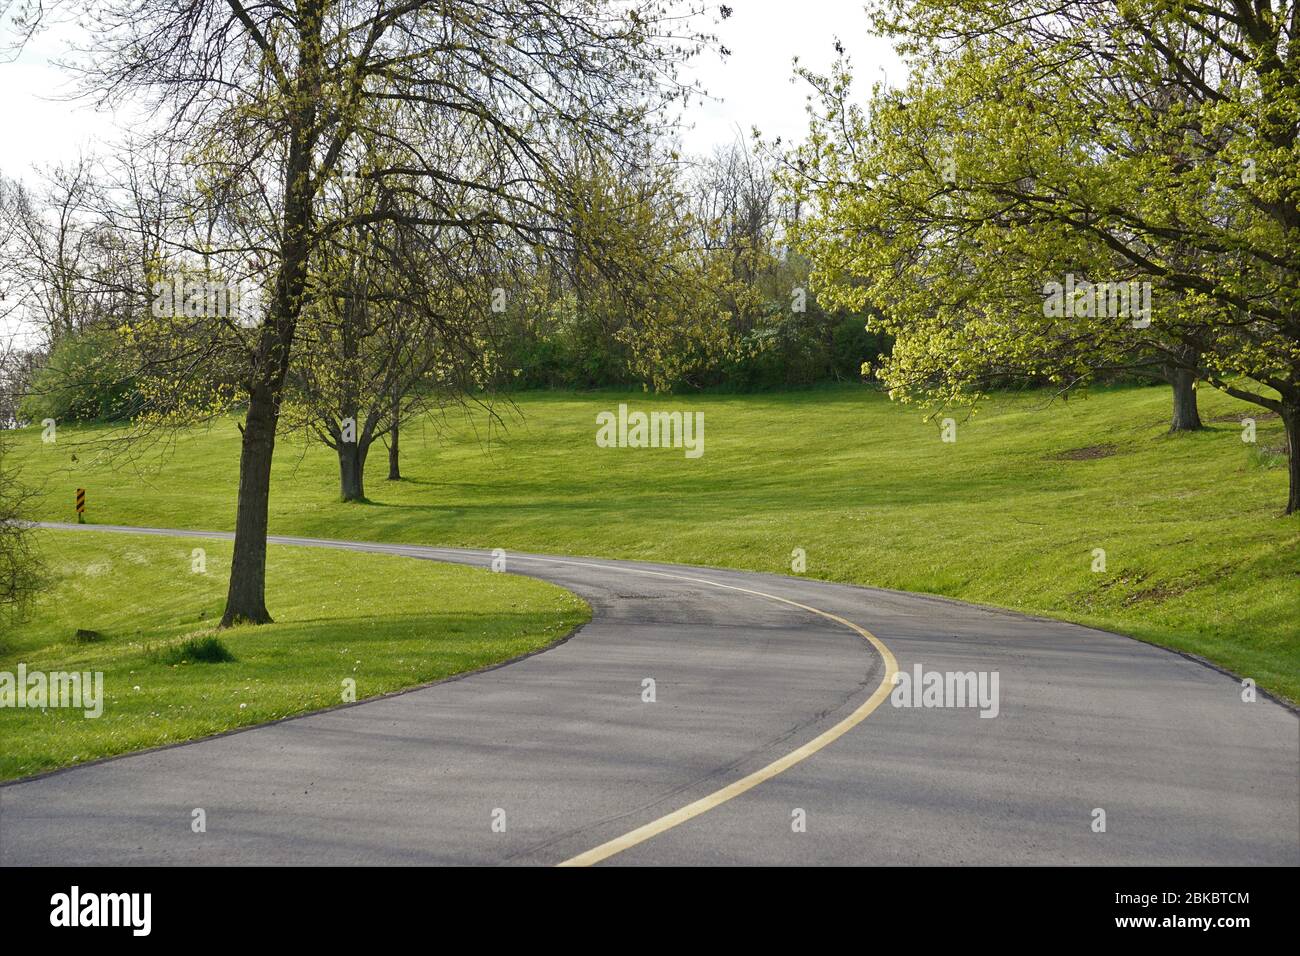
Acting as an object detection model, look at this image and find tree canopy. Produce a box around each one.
[788,0,1300,511]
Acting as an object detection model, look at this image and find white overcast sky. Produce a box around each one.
[0,1,904,177]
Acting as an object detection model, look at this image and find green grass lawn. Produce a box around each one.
[0,531,589,781]
[8,382,1298,702]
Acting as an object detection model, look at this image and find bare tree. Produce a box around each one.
[1,0,62,60]
[72,0,712,624]
[6,160,105,346]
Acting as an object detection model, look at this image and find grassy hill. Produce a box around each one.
[9,381,1298,702]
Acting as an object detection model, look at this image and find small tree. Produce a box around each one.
[286,200,493,502]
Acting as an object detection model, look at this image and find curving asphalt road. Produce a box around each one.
[2,522,1296,866]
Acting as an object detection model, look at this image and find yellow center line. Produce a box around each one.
[37,528,898,866]
[467,557,900,867]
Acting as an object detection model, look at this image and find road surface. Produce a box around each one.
[2,522,1296,865]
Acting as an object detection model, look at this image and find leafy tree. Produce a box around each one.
[789,0,1300,512]
[571,155,731,392]
[18,326,140,422]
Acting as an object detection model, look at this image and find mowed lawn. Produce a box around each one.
[9,382,1299,702]
[0,531,589,780]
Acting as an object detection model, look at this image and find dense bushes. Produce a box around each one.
[714,309,892,391]
[18,329,139,424]
[495,293,890,393]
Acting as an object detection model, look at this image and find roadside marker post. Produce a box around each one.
[76,488,85,524]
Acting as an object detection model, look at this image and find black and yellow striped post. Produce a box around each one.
[75,488,85,524]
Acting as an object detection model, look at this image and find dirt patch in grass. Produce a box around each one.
[1049,443,1120,461]
[1121,583,1190,607]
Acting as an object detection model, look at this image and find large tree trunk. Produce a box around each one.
[1165,364,1203,432]
[339,440,369,502]
[1283,400,1300,517]
[222,385,279,625]
[387,392,401,481]
[220,296,305,626]
[219,5,322,627]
